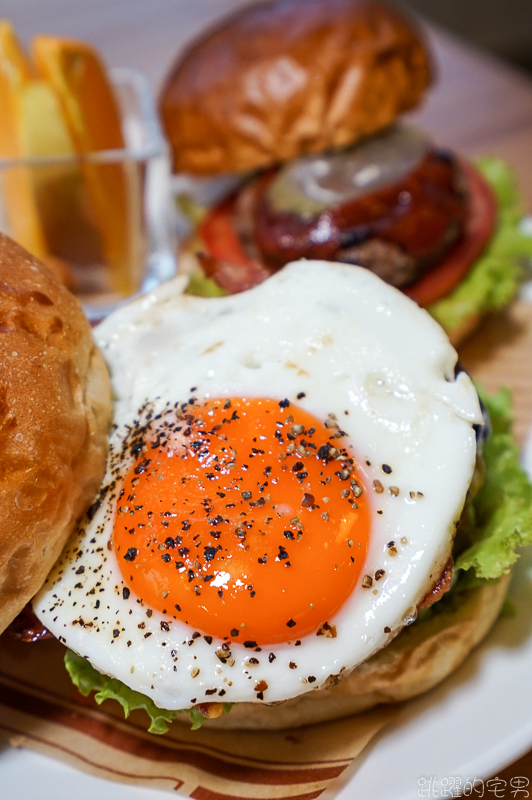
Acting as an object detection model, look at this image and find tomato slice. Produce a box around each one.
[404,161,497,307]
[199,160,497,307]
[198,193,255,269]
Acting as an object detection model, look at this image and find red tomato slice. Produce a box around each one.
[404,161,497,307]
[198,193,255,269]
[199,160,497,307]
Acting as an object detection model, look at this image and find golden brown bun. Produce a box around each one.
[0,234,112,634]
[197,573,510,729]
[160,0,432,175]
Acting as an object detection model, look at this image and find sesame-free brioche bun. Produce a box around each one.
[160,0,432,175]
[0,234,112,634]
[198,573,510,729]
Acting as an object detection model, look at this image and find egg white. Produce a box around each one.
[33,260,482,710]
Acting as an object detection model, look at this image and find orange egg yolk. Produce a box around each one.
[114,397,370,645]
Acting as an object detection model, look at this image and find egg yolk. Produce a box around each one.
[114,397,370,645]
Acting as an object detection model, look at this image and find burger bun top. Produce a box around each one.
[160,0,432,175]
[0,234,111,634]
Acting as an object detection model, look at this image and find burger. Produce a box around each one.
[159,0,532,345]
[0,233,111,636]
[23,250,532,731]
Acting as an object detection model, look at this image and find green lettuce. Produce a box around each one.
[428,157,532,337]
[454,387,532,581]
[64,649,230,733]
[186,270,227,297]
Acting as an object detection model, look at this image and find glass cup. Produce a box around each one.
[0,68,176,321]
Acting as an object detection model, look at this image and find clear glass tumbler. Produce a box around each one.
[0,67,176,321]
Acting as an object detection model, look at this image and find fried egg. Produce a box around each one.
[33,260,483,711]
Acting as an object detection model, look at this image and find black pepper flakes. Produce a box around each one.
[87,500,101,522]
[134,458,151,475]
[204,545,221,561]
[316,621,337,638]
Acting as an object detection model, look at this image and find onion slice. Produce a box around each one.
[266,125,429,218]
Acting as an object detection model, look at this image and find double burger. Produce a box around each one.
[160,0,531,344]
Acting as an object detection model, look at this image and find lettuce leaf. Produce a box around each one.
[428,157,532,337]
[186,270,227,297]
[454,388,532,580]
[64,649,228,733]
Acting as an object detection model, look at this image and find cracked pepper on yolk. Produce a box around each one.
[114,397,370,645]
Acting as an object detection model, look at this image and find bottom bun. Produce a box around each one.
[194,574,510,730]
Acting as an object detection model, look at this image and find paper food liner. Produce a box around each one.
[1,298,532,798]
[0,634,400,798]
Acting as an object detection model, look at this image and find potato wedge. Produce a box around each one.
[0,20,48,256]
[33,36,143,296]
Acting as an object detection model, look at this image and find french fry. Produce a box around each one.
[33,36,143,296]
[0,20,48,256]
[0,21,82,288]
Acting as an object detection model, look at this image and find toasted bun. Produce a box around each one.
[0,234,112,634]
[160,0,432,175]
[198,573,510,729]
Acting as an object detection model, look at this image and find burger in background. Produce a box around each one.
[160,0,532,345]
